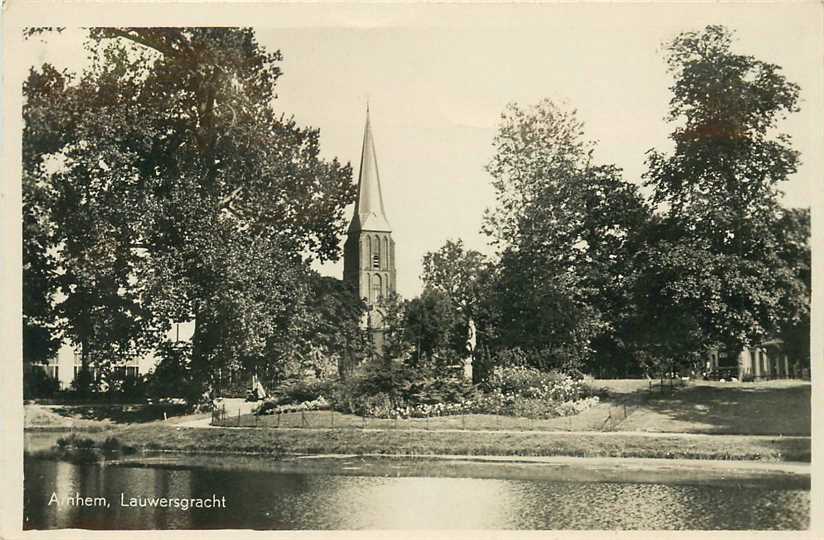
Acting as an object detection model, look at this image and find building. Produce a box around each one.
[31,322,193,391]
[342,106,397,349]
[705,339,801,381]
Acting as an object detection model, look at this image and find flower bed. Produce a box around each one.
[257,365,600,420]
[255,396,331,415]
[384,392,600,419]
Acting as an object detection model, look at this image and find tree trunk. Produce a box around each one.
[191,307,213,396]
[79,336,90,396]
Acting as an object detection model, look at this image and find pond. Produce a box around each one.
[23,449,809,530]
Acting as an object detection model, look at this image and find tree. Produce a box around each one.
[403,288,463,369]
[421,240,486,317]
[22,172,59,366]
[482,99,648,371]
[379,291,409,364]
[642,25,807,361]
[773,207,811,369]
[23,28,356,391]
[300,275,369,379]
[420,239,488,360]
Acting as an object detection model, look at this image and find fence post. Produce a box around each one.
[237,408,241,427]
[276,411,281,428]
[301,410,308,428]
[462,414,466,430]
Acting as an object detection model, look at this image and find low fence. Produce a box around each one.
[599,398,645,432]
[211,393,648,433]
[647,377,689,394]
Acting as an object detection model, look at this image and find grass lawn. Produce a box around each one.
[213,378,810,437]
[618,380,810,436]
[55,421,810,462]
[24,378,810,462]
[24,402,204,430]
[24,404,111,431]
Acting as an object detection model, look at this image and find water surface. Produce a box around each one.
[24,455,809,530]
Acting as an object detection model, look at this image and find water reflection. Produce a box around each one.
[24,457,809,530]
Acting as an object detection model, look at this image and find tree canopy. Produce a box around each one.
[640,25,807,364]
[480,99,649,372]
[23,28,356,391]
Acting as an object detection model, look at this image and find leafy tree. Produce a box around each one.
[403,288,463,369]
[379,291,410,364]
[482,99,648,371]
[421,239,488,361]
[421,239,486,317]
[22,172,59,366]
[642,25,807,361]
[145,341,198,401]
[773,208,811,369]
[299,275,369,379]
[23,28,356,392]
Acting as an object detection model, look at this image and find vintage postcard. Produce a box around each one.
[2,1,821,537]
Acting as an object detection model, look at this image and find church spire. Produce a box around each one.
[350,105,391,232]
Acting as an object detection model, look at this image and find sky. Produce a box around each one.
[18,5,823,299]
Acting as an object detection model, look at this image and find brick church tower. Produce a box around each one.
[343,106,397,347]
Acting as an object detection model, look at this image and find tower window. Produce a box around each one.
[372,273,383,303]
[372,254,380,269]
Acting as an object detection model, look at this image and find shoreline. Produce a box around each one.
[25,422,811,463]
[25,449,811,489]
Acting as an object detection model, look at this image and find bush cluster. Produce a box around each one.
[24,368,61,399]
[484,366,592,402]
[319,362,597,419]
[244,361,600,420]
[332,361,473,417]
[256,396,331,415]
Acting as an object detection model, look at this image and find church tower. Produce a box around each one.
[343,106,397,339]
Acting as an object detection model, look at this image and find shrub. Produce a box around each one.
[255,396,331,415]
[145,342,201,403]
[332,361,473,417]
[510,397,557,419]
[490,346,585,373]
[57,434,97,449]
[272,378,335,405]
[70,369,102,395]
[485,366,589,402]
[74,437,96,450]
[327,360,597,420]
[24,367,60,399]
[100,437,121,451]
[105,371,149,400]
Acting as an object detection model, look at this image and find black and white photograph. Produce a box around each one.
[5,2,821,534]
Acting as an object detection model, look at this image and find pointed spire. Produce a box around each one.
[350,105,391,232]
